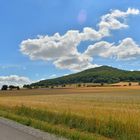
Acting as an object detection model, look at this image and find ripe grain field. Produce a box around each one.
[0,86,140,140]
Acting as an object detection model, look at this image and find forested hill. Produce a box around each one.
[31,66,140,87]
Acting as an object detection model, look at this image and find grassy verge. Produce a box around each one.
[0,106,110,140]
[0,105,140,140]
[15,106,140,139]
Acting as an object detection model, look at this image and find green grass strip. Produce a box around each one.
[0,109,109,140]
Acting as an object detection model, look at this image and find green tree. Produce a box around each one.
[62,84,66,87]
[17,86,20,90]
[23,84,32,89]
[77,84,81,87]
[9,85,15,90]
[129,82,132,86]
[1,85,8,90]
[101,83,104,86]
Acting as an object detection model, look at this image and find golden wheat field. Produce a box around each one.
[0,86,140,140]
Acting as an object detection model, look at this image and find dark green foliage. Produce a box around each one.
[1,85,8,90]
[101,83,104,86]
[9,85,20,90]
[23,84,32,89]
[9,85,15,90]
[61,84,66,87]
[51,86,54,89]
[31,66,140,87]
[17,86,20,90]
[129,82,132,86]
[77,84,81,87]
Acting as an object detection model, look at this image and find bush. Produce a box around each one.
[1,85,8,90]
[77,84,81,87]
[129,82,132,86]
[101,83,104,86]
[23,85,32,89]
[9,85,20,90]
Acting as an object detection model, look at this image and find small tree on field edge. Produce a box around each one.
[101,83,104,86]
[129,82,132,86]
[1,85,8,90]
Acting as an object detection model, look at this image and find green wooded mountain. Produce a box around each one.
[31,66,140,87]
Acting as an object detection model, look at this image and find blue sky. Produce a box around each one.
[0,0,140,84]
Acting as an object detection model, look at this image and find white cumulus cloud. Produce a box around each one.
[99,8,140,36]
[0,75,32,88]
[20,8,140,71]
[54,54,98,71]
[85,38,140,60]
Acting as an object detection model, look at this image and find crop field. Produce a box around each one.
[0,86,140,140]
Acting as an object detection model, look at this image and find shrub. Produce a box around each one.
[1,85,8,90]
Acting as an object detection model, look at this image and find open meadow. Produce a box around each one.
[0,86,140,140]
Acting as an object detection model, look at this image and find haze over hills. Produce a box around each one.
[30,66,140,87]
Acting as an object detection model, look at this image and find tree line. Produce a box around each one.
[1,85,20,90]
[31,66,140,87]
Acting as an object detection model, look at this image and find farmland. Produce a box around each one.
[0,86,140,140]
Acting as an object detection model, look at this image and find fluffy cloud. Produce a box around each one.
[20,28,102,61]
[99,8,140,36]
[103,38,140,60]
[0,75,32,88]
[84,41,114,56]
[114,38,140,60]
[85,38,140,60]
[54,54,98,71]
[20,28,102,71]
[98,8,140,36]
[20,8,140,71]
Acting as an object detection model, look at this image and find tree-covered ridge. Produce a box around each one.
[31,66,140,87]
